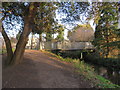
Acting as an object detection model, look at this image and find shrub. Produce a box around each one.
[84,53,120,70]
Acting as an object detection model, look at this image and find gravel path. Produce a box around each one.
[3,50,92,88]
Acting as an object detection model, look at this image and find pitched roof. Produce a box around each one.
[68,27,94,42]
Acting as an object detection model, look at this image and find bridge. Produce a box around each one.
[29,41,95,59]
[27,40,95,50]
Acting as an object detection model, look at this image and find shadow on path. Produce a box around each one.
[2,50,92,88]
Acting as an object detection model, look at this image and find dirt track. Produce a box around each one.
[3,50,92,88]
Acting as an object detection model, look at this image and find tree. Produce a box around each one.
[57,2,90,25]
[55,25,64,41]
[1,2,39,65]
[30,32,34,49]
[16,30,22,40]
[32,2,57,48]
[1,25,13,64]
[91,2,119,58]
[1,2,92,65]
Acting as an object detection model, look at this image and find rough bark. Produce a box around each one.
[1,25,13,65]
[31,32,33,49]
[11,3,39,65]
[38,34,42,50]
[105,23,110,58]
[106,37,109,58]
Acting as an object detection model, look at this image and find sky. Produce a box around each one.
[55,10,95,40]
[0,2,96,40]
[55,2,96,40]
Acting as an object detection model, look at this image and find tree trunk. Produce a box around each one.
[1,25,13,65]
[38,34,42,50]
[106,38,109,58]
[31,32,33,49]
[10,3,39,65]
[105,23,110,58]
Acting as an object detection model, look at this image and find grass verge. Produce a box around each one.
[0,49,7,54]
[0,48,15,54]
[42,50,120,88]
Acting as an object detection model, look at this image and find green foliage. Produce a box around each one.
[45,31,54,41]
[92,2,119,58]
[59,57,120,88]
[0,49,6,54]
[57,2,90,24]
[73,24,92,31]
[33,2,61,41]
[55,25,64,41]
[2,2,28,17]
[102,41,120,49]
[0,48,15,54]
[84,53,120,71]
[33,3,56,30]
[96,75,120,88]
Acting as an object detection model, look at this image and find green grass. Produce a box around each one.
[96,75,120,88]
[73,60,120,88]
[0,49,7,54]
[12,48,15,52]
[0,48,15,54]
[44,50,120,88]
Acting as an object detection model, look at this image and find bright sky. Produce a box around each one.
[55,7,95,40]
[0,2,96,40]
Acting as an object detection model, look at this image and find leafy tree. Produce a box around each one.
[91,2,119,58]
[1,2,92,65]
[55,25,64,41]
[32,2,57,47]
[57,2,90,25]
[1,2,39,65]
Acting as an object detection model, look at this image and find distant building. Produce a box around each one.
[26,25,95,50]
[68,25,94,42]
[26,36,39,49]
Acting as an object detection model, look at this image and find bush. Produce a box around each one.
[84,53,120,70]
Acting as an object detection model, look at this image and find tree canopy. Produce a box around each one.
[1,1,119,65]
[1,2,91,65]
[91,2,119,58]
